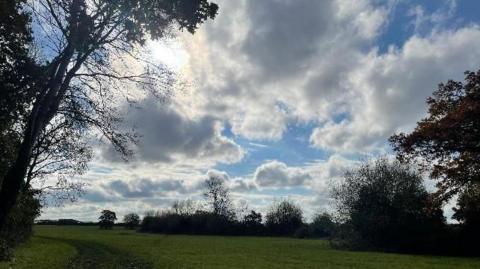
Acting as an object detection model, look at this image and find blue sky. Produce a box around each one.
[40,0,480,221]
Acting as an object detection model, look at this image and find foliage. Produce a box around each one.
[310,213,335,238]
[140,210,239,236]
[242,210,263,235]
[453,183,480,226]
[331,158,445,252]
[123,213,140,230]
[390,70,480,200]
[265,199,303,236]
[0,191,41,261]
[449,183,480,255]
[99,210,117,230]
[171,199,202,216]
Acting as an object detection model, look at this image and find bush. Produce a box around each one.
[331,158,445,253]
[242,210,264,235]
[123,213,140,230]
[310,213,335,238]
[139,211,241,235]
[265,199,303,236]
[0,191,41,261]
[450,183,480,255]
[294,225,312,239]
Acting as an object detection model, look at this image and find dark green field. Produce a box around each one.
[1,226,479,269]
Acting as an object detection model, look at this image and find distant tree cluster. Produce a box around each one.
[139,173,334,238]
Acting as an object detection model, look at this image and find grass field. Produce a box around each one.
[1,226,480,269]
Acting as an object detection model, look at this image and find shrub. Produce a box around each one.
[331,158,445,252]
[294,225,312,239]
[0,191,41,261]
[310,213,335,238]
[265,199,303,236]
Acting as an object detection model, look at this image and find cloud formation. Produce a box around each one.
[102,96,245,165]
[254,161,312,187]
[40,0,480,221]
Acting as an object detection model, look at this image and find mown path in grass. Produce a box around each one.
[39,236,152,269]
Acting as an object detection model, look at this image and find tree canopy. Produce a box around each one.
[390,70,480,200]
[99,209,117,230]
[331,158,444,251]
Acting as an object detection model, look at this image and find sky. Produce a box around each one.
[41,0,480,221]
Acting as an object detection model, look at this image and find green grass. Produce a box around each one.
[1,226,480,269]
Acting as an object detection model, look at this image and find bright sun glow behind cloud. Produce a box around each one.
[149,39,189,72]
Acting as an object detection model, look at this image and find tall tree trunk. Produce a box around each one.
[0,48,76,231]
[0,0,90,230]
[0,102,45,229]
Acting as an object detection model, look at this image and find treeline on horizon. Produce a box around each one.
[38,157,479,257]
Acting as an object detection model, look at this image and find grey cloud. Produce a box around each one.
[103,97,244,164]
[80,189,114,203]
[106,178,187,198]
[243,0,334,78]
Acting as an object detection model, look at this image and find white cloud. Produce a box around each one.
[311,26,480,153]
[254,160,312,187]
[179,0,392,140]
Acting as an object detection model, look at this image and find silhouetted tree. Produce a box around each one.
[172,199,201,216]
[0,0,218,230]
[0,190,40,260]
[331,158,445,252]
[123,213,140,230]
[243,210,263,234]
[453,183,480,227]
[243,210,262,226]
[0,1,43,260]
[99,210,117,230]
[204,174,234,219]
[310,213,334,238]
[265,199,303,236]
[450,182,480,255]
[390,70,480,201]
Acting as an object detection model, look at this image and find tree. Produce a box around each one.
[99,210,117,230]
[0,0,218,230]
[0,0,45,260]
[123,213,140,229]
[1,0,91,205]
[452,183,480,227]
[171,199,200,216]
[243,210,263,234]
[204,173,234,219]
[390,70,480,201]
[310,213,334,238]
[331,158,444,251]
[243,210,262,226]
[265,199,303,236]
